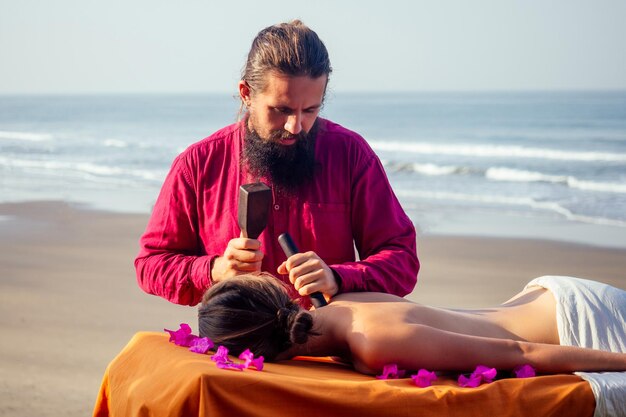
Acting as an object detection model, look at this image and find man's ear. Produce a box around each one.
[239,80,251,106]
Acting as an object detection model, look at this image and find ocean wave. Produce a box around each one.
[396,189,626,227]
[103,139,128,148]
[383,160,480,175]
[369,141,626,162]
[485,167,626,194]
[0,156,163,182]
[382,161,463,176]
[0,130,53,141]
[411,163,460,176]
[384,160,626,194]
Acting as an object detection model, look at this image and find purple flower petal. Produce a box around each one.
[473,365,497,382]
[209,345,265,372]
[376,363,406,380]
[189,337,214,354]
[458,365,498,388]
[376,364,397,380]
[251,356,264,371]
[238,349,254,364]
[210,345,230,363]
[215,360,245,371]
[237,349,264,371]
[513,364,536,378]
[164,323,197,347]
[411,369,437,388]
[458,374,483,388]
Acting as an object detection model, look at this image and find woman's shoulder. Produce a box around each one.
[330,292,412,304]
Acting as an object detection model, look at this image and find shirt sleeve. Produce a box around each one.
[330,154,419,297]
[134,155,214,306]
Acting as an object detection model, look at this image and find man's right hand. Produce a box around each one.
[210,234,264,282]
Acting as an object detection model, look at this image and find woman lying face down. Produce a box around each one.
[198,272,626,375]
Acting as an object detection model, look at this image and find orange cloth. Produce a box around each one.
[93,332,595,417]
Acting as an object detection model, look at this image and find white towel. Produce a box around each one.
[525,275,626,417]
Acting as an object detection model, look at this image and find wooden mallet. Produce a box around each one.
[238,182,272,239]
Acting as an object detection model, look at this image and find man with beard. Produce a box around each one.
[135,20,419,307]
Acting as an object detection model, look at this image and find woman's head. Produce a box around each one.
[198,273,315,360]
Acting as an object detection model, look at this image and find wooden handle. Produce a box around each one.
[278,233,327,308]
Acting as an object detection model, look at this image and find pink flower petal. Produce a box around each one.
[458,374,483,388]
[376,364,397,380]
[238,349,254,363]
[237,349,264,371]
[473,365,497,382]
[207,346,265,372]
[210,345,230,363]
[164,323,197,347]
[215,361,245,371]
[189,337,214,354]
[458,365,498,387]
[376,363,406,380]
[411,369,437,388]
[251,356,264,371]
[513,364,536,378]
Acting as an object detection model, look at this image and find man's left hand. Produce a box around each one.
[277,251,339,298]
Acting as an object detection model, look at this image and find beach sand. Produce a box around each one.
[0,201,624,417]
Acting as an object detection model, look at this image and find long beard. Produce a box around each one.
[241,121,318,194]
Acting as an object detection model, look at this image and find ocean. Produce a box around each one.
[1,92,625,248]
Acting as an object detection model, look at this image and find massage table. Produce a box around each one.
[93,332,595,417]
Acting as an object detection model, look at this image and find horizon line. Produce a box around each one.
[1,88,626,97]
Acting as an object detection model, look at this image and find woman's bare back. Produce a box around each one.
[283,282,625,375]
[312,288,624,374]
[329,286,560,346]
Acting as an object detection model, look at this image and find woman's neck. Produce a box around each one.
[277,305,351,360]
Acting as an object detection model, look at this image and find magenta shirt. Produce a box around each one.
[135,118,419,306]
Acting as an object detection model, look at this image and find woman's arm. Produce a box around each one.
[354,323,626,374]
[518,340,626,373]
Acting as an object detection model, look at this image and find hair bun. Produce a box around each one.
[289,310,313,344]
[275,303,313,345]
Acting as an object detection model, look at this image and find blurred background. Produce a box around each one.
[1,0,626,247]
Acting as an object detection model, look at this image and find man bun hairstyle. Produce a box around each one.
[198,273,315,360]
[242,20,333,95]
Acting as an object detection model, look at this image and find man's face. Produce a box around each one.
[242,72,327,142]
[239,72,327,192]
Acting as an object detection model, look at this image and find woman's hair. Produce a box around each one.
[198,273,315,360]
[242,20,332,96]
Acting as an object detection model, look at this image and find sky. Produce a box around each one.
[1,0,625,94]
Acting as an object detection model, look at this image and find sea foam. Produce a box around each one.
[0,130,53,141]
[0,156,163,183]
[383,161,626,194]
[485,167,626,194]
[369,141,626,162]
[396,189,626,227]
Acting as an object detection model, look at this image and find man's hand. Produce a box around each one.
[277,251,339,298]
[211,234,263,282]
